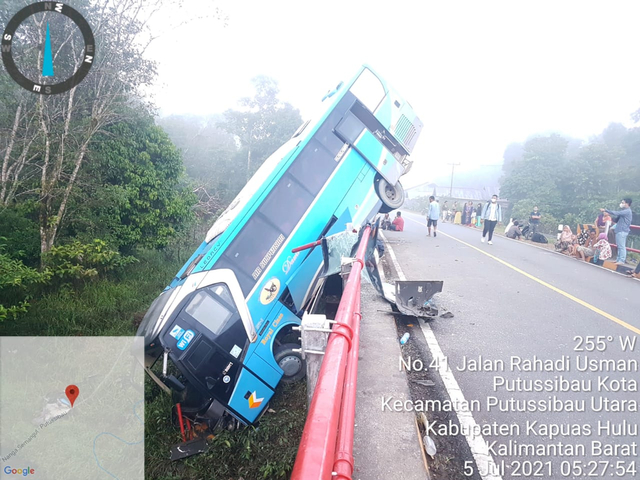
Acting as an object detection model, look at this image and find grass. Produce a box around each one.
[145,381,306,480]
[0,245,308,479]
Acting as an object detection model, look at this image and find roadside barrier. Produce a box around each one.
[290,226,370,480]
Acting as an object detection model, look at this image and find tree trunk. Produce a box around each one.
[1,103,22,204]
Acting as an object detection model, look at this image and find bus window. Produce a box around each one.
[335,111,366,146]
[288,139,338,195]
[349,68,386,113]
[260,174,313,233]
[221,214,284,293]
[185,286,235,336]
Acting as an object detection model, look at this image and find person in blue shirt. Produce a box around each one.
[602,198,633,265]
[427,196,440,237]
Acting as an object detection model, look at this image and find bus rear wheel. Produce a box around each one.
[275,343,306,383]
[375,175,405,213]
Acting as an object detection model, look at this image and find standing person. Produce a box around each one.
[426,196,440,237]
[481,195,502,244]
[454,206,462,225]
[463,201,473,226]
[529,206,542,235]
[602,198,633,265]
[389,211,404,231]
[475,202,483,228]
[442,201,449,222]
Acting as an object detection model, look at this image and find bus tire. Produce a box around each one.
[274,343,306,383]
[375,175,405,213]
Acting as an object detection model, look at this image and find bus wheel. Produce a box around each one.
[375,175,405,213]
[275,343,306,383]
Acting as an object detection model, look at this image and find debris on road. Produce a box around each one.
[412,379,436,387]
[423,434,437,458]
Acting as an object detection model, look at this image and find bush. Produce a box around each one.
[0,241,50,322]
[43,239,138,282]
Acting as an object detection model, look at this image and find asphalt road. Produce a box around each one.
[382,211,639,480]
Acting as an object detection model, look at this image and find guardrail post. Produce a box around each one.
[300,313,330,407]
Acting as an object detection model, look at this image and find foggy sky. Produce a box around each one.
[146,0,640,188]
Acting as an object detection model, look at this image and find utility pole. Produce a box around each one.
[448,162,460,197]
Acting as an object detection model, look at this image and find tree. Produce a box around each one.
[500,134,569,218]
[501,142,523,176]
[158,114,238,214]
[63,114,196,252]
[220,76,302,181]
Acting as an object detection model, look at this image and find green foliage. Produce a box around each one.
[67,115,197,252]
[0,206,41,265]
[500,134,568,219]
[43,239,138,282]
[500,126,640,232]
[220,76,303,180]
[0,246,190,336]
[145,380,306,480]
[0,241,49,322]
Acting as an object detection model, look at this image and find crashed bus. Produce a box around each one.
[137,65,423,434]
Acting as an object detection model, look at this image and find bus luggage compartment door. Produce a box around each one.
[227,367,275,424]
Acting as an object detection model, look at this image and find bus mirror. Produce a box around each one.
[164,374,185,392]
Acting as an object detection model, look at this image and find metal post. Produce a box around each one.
[447,162,460,197]
[300,313,330,407]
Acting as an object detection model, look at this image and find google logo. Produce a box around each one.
[3,466,35,476]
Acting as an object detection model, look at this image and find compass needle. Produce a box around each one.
[42,22,54,77]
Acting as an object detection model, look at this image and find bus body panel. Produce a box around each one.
[254,306,301,377]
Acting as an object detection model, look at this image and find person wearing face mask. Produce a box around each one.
[529,206,541,235]
[481,194,502,244]
[601,198,633,265]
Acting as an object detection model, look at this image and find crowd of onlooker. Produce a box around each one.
[383,196,639,279]
[554,198,635,270]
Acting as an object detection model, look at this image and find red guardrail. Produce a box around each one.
[290,226,370,480]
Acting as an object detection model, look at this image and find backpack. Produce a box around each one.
[531,232,548,244]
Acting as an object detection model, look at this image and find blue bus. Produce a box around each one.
[137,65,423,429]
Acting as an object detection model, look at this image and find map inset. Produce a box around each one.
[0,337,144,480]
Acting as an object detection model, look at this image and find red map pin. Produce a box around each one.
[65,385,79,407]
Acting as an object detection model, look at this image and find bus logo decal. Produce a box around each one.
[259,278,280,305]
[282,252,299,275]
[169,325,185,340]
[248,391,264,409]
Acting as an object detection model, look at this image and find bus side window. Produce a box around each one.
[287,139,337,196]
[259,174,313,233]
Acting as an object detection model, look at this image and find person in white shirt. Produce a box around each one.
[481,195,503,245]
[426,196,440,237]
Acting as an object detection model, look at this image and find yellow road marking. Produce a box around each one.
[406,216,640,336]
